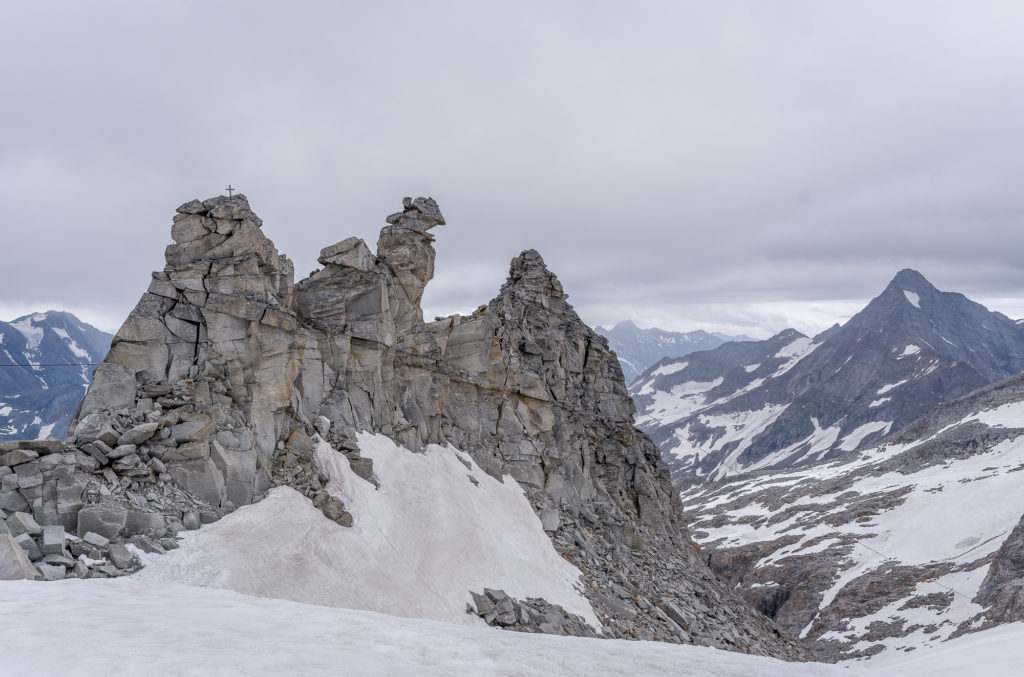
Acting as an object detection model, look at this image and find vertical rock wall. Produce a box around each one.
[45,194,810,658]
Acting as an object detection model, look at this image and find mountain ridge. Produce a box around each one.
[0,194,809,660]
[596,319,754,384]
[678,367,1024,660]
[0,310,112,440]
[632,269,1024,479]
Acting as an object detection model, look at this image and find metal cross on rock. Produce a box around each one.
[226,184,236,198]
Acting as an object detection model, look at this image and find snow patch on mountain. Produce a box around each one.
[636,377,723,418]
[877,379,909,395]
[898,345,921,358]
[681,392,1024,659]
[9,314,46,349]
[651,361,688,378]
[137,432,598,628]
[904,290,921,309]
[771,336,818,376]
[696,404,792,472]
[838,420,892,451]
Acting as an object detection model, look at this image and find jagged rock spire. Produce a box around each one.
[377,197,444,335]
[384,196,446,234]
[48,194,811,659]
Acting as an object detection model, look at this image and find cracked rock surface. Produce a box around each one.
[3,194,810,661]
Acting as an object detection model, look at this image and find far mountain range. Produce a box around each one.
[0,311,112,441]
[630,269,1024,479]
[595,320,754,384]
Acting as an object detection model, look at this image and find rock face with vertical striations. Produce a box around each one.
[2,193,813,659]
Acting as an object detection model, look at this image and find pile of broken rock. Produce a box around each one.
[469,588,598,637]
[0,431,218,581]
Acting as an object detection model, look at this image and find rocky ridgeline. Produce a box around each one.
[0,194,809,660]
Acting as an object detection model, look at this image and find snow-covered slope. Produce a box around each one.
[0,310,112,440]
[633,270,1024,479]
[3,579,1022,676]
[596,320,752,385]
[137,432,597,627]
[0,579,861,677]
[679,372,1024,661]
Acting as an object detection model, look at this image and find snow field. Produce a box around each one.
[136,432,597,628]
[687,399,1024,655]
[0,579,880,677]
[3,579,1020,675]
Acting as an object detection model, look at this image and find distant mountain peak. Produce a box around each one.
[633,270,1024,480]
[885,268,939,299]
[0,310,113,441]
[772,328,807,342]
[597,323,754,384]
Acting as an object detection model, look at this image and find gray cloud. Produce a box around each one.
[3,1,1024,337]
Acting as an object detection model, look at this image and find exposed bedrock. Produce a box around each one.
[32,193,813,659]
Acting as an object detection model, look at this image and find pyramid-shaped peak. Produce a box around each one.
[889,268,936,292]
[502,249,566,300]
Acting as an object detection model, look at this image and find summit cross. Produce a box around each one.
[226,185,236,198]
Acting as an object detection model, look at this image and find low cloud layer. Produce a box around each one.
[3,2,1023,336]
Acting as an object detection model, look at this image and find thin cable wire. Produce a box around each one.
[0,363,101,367]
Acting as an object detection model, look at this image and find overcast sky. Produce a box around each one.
[3,1,1024,338]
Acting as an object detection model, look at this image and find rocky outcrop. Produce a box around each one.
[4,194,810,660]
[973,513,1024,624]
[468,588,598,637]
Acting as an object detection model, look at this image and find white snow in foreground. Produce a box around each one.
[136,432,596,628]
[0,579,875,677]
[903,290,921,309]
[4,579,1020,676]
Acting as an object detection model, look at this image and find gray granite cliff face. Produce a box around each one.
[2,194,810,659]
